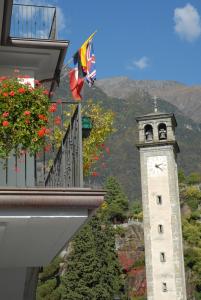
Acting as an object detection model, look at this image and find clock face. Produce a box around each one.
[147,156,167,177]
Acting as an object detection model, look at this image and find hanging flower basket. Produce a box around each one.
[0,76,51,158]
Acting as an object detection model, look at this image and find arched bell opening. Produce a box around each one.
[158,123,167,140]
[144,124,153,142]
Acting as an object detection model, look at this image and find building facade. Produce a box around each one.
[0,2,105,299]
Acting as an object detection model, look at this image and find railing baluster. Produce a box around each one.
[44,104,83,188]
[11,4,56,39]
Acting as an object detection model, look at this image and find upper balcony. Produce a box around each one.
[10,4,57,40]
[0,1,69,93]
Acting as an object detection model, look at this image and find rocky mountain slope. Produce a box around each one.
[54,70,201,199]
[96,77,201,123]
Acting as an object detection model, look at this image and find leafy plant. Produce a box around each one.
[0,76,51,158]
[82,100,115,176]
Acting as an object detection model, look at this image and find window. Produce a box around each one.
[158,123,167,140]
[162,282,167,292]
[160,252,166,262]
[144,124,153,142]
[158,224,164,234]
[156,195,162,205]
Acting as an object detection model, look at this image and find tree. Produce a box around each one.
[82,100,115,176]
[36,256,62,300]
[178,169,186,184]
[61,216,124,300]
[186,172,201,185]
[180,183,201,299]
[103,177,129,223]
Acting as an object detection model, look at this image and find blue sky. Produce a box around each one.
[15,0,201,85]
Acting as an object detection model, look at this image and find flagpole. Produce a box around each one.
[66,30,97,66]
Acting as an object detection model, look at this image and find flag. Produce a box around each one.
[79,32,96,86]
[69,31,97,100]
[85,39,96,87]
[69,53,84,101]
[79,31,96,74]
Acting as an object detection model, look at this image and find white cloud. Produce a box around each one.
[127,56,150,70]
[174,4,201,42]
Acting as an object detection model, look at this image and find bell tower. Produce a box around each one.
[136,104,186,300]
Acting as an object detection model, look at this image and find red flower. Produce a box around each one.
[24,110,31,116]
[2,112,9,118]
[34,79,40,85]
[54,116,61,125]
[3,84,7,88]
[18,87,25,94]
[37,127,50,137]
[9,91,15,97]
[13,166,21,173]
[2,120,9,127]
[45,128,50,135]
[38,114,48,122]
[44,144,51,152]
[93,156,99,161]
[105,147,110,154]
[3,92,8,97]
[92,171,99,177]
[37,128,46,137]
[43,90,49,95]
[49,103,57,113]
[0,76,7,81]
[57,99,62,104]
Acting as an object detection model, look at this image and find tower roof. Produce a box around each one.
[136,111,177,127]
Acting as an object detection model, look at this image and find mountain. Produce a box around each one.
[54,71,201,200]
[96,77,201,123]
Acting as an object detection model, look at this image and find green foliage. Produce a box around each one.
[181,183,201,298]
[186,172,201,185]
[61,216,124,300]
[178,169,186,183]
[36,257,62,300]
[102,177,129,223]
[129,200,143,219]
[82,100,115,176]
[132,257,145,268]
[0,76,51,158]
[180,185,201,210]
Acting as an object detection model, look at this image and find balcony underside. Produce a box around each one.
[0,38,69,90]
[0,188,105,267]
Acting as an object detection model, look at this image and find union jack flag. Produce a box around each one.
[85,40,96,87]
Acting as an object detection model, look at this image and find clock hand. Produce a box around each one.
[155,164,163,171]
[155,163,163,167]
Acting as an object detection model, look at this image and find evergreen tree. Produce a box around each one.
[103,176,129,223]
[61,216,124,300]
[36,256,62,300]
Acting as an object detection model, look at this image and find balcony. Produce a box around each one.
[10,4,57,40]
[0,1,68,90]
[0,102,83,188]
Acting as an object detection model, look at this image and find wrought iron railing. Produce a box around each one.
[10,4,57,39]
[44,103,83,188]
[0,103,83,188]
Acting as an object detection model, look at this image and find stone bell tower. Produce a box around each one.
[136,102,187,300]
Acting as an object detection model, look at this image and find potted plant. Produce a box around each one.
[0,75,53,158]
